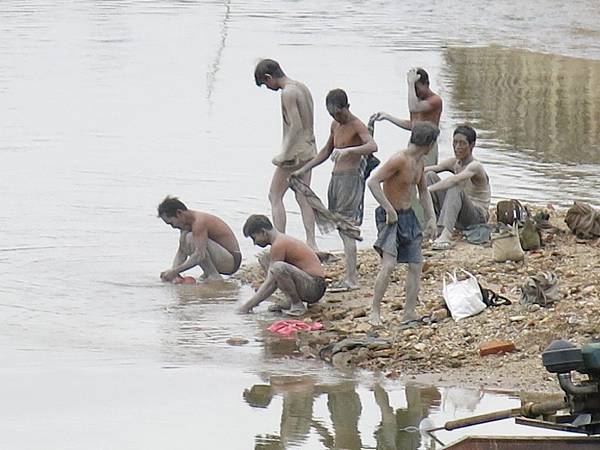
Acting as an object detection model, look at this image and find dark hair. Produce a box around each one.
[416,68,429,86]
[254,59,285,86]
[410,121,440,147]
[453,125,477,145]
[157,196,187,218]
[243,214,273,237]
[325,88,349,109]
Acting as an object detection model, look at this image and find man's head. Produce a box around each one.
[415,68,430,98]
[243,214,274,247]
[409,121,440,151]
[157,196,188,230]
[453,125,476,160]
[325,88,350,122]
[254,59,286,91]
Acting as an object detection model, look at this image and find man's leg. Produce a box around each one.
[433,185,466,245]
[370,252,396,325]
[404,263,422,322]
[205,239,237,275]
[340,232,358,289]
[270,261,323,315]
[269,166,289,233]
[294,169,319,251]
[425,171,445,219]
[183,234,221,281]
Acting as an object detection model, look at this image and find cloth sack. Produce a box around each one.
[443,270,487,321]
[496,199,528,225]
[520,271,560,307]
[491,223,525,262]
[519,218,542,251]
[565,201,600,239]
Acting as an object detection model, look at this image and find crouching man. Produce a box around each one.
[238,214,326,316]
[158,196,242,282]
[367,122,438,326]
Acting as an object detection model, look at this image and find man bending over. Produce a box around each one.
[367,122,438,326]
[425,125,491,250]
[158,196,241,282]
[293,88,377,291]
[238,214,326,316]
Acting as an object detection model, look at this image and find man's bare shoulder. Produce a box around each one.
[350,117,369,133]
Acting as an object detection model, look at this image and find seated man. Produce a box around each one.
[425,125,491,250]
[157,196,241,282]
[367,122,438,326]
[292,88,377,291]
[238,214,326,316]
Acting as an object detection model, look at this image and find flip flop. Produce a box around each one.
[283,305,307,317]
[327,281,358,293]
[431,240,454,251]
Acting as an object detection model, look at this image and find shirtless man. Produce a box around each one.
[157,196,241,282]
[425,125,491,250]
[238,214,326,315]
[367,122,438,326]
[293,89,377,290]
[254,59,319,250]
[371,67,442,166]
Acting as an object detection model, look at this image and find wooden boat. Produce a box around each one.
[444,436,600,449]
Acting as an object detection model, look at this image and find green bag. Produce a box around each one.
[519,219,541,251]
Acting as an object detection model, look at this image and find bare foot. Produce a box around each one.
[284,303,307,317]
[401,311,419,323]
[369,312,383,326]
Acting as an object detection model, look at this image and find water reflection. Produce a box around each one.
[244,377,452,450]
[443,45,600,164]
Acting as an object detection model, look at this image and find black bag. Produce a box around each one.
[478,283,511,307]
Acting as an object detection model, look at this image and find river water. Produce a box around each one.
[2,1,599,449]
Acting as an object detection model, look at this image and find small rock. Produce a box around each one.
[226,337,249,346]
[509,315,526,322]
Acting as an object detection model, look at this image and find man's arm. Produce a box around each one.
[238,244,285,312]
[280,87,303,159]
[417,171,436,239]
[371,111,412,130]
[331,124,377,162]
[425,157,456,174]
[171,232,188,268]
[407,68,437,113]
[161,224,209,281]
[292,124,335,177]
[367,157,401,224]
[428,162,481,193]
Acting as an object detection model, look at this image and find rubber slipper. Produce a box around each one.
[283,305,307,317]
[432,240,454,251]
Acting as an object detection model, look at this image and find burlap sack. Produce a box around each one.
[565,201,600,239]
[491,223,524,262]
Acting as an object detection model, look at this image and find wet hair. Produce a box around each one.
[325,88,349,109]
[410,121,440,147]
[254,59,285,86]
[416,68,430,86]
[243,214,273,237]
[453,125,477,145]
[157,196,187,218]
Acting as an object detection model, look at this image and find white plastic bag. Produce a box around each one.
[442,270,487,321]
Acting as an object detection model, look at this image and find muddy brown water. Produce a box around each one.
[1,1,599,448]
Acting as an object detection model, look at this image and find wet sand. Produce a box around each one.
[237,208,600,394]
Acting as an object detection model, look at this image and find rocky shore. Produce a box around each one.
[237,210,600,393]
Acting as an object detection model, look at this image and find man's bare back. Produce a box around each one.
[188,211,240,255]
[270,233,324,278]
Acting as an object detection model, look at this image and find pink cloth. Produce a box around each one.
[267,320,323,337]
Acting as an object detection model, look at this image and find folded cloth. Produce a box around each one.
[288,176,362,240]
[267,319,324,337]
[462,223,496,245]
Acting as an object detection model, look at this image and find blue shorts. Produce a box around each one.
[373,206,422,264]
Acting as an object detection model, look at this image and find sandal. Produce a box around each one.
[327,281,358,293]
[432,240,454,251]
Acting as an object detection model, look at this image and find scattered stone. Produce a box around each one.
[509,315,526,322]
[479,340,516,356]
[226,337,249,346]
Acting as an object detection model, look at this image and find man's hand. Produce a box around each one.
[385,208,398,225]
[330,148,350,163]
[423,218,437,240]
[370,112,388,122]
[237,305,252,314]
[160,269,179,282]
[407,67,420,84]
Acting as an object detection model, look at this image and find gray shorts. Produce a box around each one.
[327,169,366,225]
[373,207,423,264]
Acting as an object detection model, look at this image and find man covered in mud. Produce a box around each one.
[370,67,442,166]
[367,122,438,326]
[425,125,491,250]
[238,214,325,316]
[292,89,377,291]
[254,58,319,251]
[157,196,241,282]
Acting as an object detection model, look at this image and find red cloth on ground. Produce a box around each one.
[267,320,323,337]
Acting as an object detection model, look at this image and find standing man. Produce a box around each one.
[367,122,438,326]
[370,67,442,166]
[292,89,377,291]
[157,196,241,282]
[238,214,326,316]
[254,58,319,251]
[425,125,491,250]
